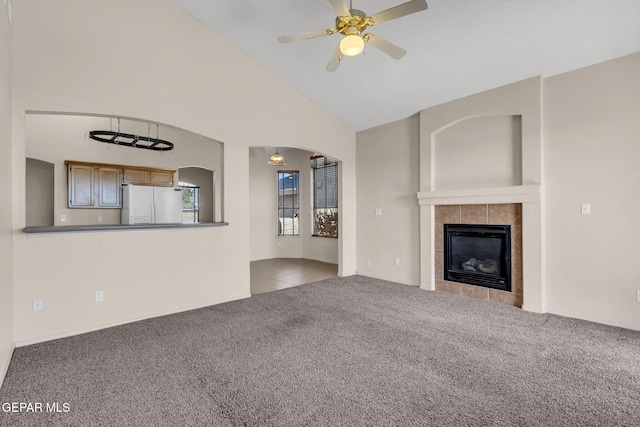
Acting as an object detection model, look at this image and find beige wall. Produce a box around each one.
[543,52,640,329]
[356,114,420,285]
[249,147,339,264]
[0,0,14,385]
[11,0,355,345]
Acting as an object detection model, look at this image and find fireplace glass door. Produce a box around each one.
[444,224,511,291]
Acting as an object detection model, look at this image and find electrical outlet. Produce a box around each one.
[32,299,43,312]
[394,258,400,266]
[97,215,103,222]
[375,208,382,216]
[581,203,591,215]
[60,214,67,222]
[637,290,640,303]
[95,291,104,302]
[365,260,371,268]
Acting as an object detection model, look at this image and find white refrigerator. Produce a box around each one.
[121,185,183,224]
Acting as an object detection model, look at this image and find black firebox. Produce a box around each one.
[443,224,511,292]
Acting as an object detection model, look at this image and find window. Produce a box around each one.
[311,156,338,237]
[180,183,199,223]
[278,171,299,236]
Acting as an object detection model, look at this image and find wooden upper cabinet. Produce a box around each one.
[67,162,122,208]
[68,164,95,207]
[123,167,175,187]
[150,171,174,186]
[66,161,175,209]
[99,167,122,208]
[123,168,150,185]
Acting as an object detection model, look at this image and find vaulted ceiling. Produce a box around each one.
[172,0,640,131]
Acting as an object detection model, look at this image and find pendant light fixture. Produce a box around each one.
[268,148,287,166]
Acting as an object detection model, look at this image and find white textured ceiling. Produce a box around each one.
[171,0,640,131]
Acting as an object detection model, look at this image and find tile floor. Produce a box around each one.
[250,258,338,295]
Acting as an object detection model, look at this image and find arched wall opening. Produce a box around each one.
[24,112,224,227]
[249,146,341,266]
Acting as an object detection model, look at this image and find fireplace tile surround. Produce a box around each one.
[435,204,523,307]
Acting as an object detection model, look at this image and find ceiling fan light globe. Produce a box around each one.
[340,35,364,56]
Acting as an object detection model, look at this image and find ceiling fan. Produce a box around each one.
[277,0,428,71]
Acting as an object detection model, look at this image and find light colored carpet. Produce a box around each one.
[1,275,638,426]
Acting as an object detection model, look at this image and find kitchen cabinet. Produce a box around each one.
[123,168,174,186]
[67,162,122,208]
[68,163,95,207]
[98,167,122,207]
[150,171,174,186]
[123,168,150,185]
[66,161,176,209]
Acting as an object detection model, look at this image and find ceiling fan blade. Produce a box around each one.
[369,0,428,25]
[364,34,406,59]
[327,0,351,17]
[326,45,342,72]
[278,29,336,43]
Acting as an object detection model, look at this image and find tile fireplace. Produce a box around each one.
[434,204,523,307]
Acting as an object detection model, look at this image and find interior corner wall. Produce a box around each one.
[543,52,640,330]
[11,0,354,345]
[25,157,54,227]
[0,2,14,385]
[356,114,420,285]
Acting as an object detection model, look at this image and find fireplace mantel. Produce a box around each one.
[418,185,541,206]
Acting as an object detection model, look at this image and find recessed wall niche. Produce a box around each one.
[433,115,522,191]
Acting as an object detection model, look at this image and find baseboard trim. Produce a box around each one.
[521,304,545,314]
[338,270,356,278]
[356,272,419,287]
[14,293,251,348]
[0,344,15,389]
[546,307,640,331]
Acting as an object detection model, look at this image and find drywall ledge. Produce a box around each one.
[23,222,229,235]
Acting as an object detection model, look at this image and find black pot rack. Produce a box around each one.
[89,130,174,151]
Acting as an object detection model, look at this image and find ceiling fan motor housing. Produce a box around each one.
[336,9,372,36]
